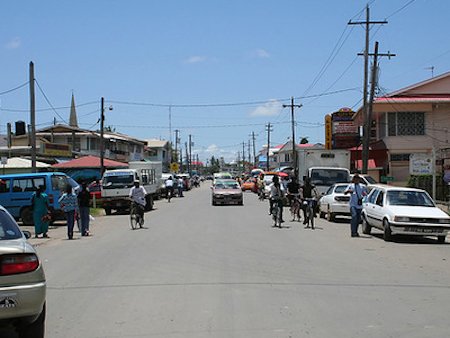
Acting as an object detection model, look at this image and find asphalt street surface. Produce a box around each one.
[3,184,450,337]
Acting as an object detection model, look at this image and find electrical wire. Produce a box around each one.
[0,100,98,113]
[386,0,416,19]
[34,79,67,124]
[0,81,29,96]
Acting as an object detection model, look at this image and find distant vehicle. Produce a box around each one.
[297,149,351,195]
[241,178,257,192]
[0,205,46,337]
[361,186,450,242]
[101,161,162,215]
[318,183,350,221]
[88,181,102,201]
[213,172,233,184]
[350,174,377,185]
[211,179,243,206]
[0,172,79,225]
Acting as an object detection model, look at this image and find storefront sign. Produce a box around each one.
[42,143,72,157]
[410,153,432,175]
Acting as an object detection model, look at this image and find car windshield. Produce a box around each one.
[386,190,435,207]
[334,185,348,193]
[364,175,377,184]
[215,181,239,189]
[0,210,22,240]
[310,169,349,186]
[103,174,134,189]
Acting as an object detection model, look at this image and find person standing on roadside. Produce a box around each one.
[177,176,184,197]
[165,176,174,202]
[344,174,368,237]
[59,184,78,240]
[31,185,50,238]
[78,183,91,236]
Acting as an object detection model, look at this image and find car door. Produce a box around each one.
[364,188,380,228]
[371,189,386,228]
[321,185,334,212]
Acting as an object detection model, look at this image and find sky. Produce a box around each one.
[1,0,449,162]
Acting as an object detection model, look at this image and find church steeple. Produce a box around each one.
[69,93,79,127]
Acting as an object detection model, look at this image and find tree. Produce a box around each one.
[300,137,309,144]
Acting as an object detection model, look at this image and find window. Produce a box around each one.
[89,138,99,150]
[391,153,410,161]
[375,191,384,206]
[12,177,46,193]
[368,189,379,204]
[388,112,425,136]
[284,153,290,162]
[0,179,10,193]
[51,175,68,191]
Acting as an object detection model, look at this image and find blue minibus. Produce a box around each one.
[0,172,79,225]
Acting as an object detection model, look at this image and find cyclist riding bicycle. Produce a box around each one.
[269,175,285,225]
[129,180,147,222]
[287,176,302,221]
[300,176,319,225]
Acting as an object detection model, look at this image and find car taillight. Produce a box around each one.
[48,194,54,204]
[1,254,39,275]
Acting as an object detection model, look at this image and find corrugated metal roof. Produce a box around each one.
[52,155,128,169]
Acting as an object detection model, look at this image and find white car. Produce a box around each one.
[361,185,450,242]
[318,183,350,221]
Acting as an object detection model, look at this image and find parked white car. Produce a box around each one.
[318,183,350,221]
[361,185,450,242]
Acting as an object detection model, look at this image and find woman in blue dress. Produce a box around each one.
[32,185,49,238]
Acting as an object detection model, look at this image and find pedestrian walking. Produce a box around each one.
[177,176,184,197]
[344,174,368,237]
[78,182,91,236]
[31,185,50,238]
[59,184,78,240]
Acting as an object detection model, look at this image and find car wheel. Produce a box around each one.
[437,235,446,244]
[362,215,372,235]
[327,207,335,222]
[238,199,243,206]
[383,219,392,242]
[212,199,217,206]
[18,303,45,338]
[20,207,34,225]
[104,207,112,215]
[319,210,325,218]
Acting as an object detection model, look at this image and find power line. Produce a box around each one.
[386,0,416,19]
[0,100,98,113]
[0,81,29,96]
[34,79,68,123]
[106,88,359,109]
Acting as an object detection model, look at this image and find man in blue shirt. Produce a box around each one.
[344,174,368,237]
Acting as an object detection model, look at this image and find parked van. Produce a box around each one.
[0,172,79,225]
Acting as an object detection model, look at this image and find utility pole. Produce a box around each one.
[358,43,395,173]
[266,123,273,172]
[283,97,302,176]
[185,142,188,173]
[174,129,180,163]
[237,151,241,174]
[100,97,105,176]
[188,134,192,176]
[242,141,246,173]
[349,5,387,174]
[247,141,251,168]
[29,62,36,173]
[250,131,257,167]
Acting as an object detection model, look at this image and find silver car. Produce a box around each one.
[0,206,46,338]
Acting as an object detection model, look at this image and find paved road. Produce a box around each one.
[4,184,450,337]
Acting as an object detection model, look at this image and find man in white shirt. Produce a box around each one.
[129,180,147,219]
[165,176,174,202]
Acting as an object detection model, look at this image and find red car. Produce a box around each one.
[88,181,102,201]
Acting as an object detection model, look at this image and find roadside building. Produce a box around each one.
[144,139,171,172]
[352,71,450,193]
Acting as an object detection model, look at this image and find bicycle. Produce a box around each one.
[271,198,283,228]
[130,202,144,230]
[289,193,302,222]
[303,197,316,229]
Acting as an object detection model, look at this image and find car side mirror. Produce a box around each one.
[22,230,31,239]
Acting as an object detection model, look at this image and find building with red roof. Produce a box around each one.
[353,71,450,187]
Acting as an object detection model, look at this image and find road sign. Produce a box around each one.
[381,175,394,183]
[170,162,179,172]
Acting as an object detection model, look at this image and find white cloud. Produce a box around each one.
[184,55,207,64]
[5,37,21,49]
[206,144,219,153]
[250,100,282,117]
[255,48,270,58]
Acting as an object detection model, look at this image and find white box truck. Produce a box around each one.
[101,161,162,215]
[297,149,351,195]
